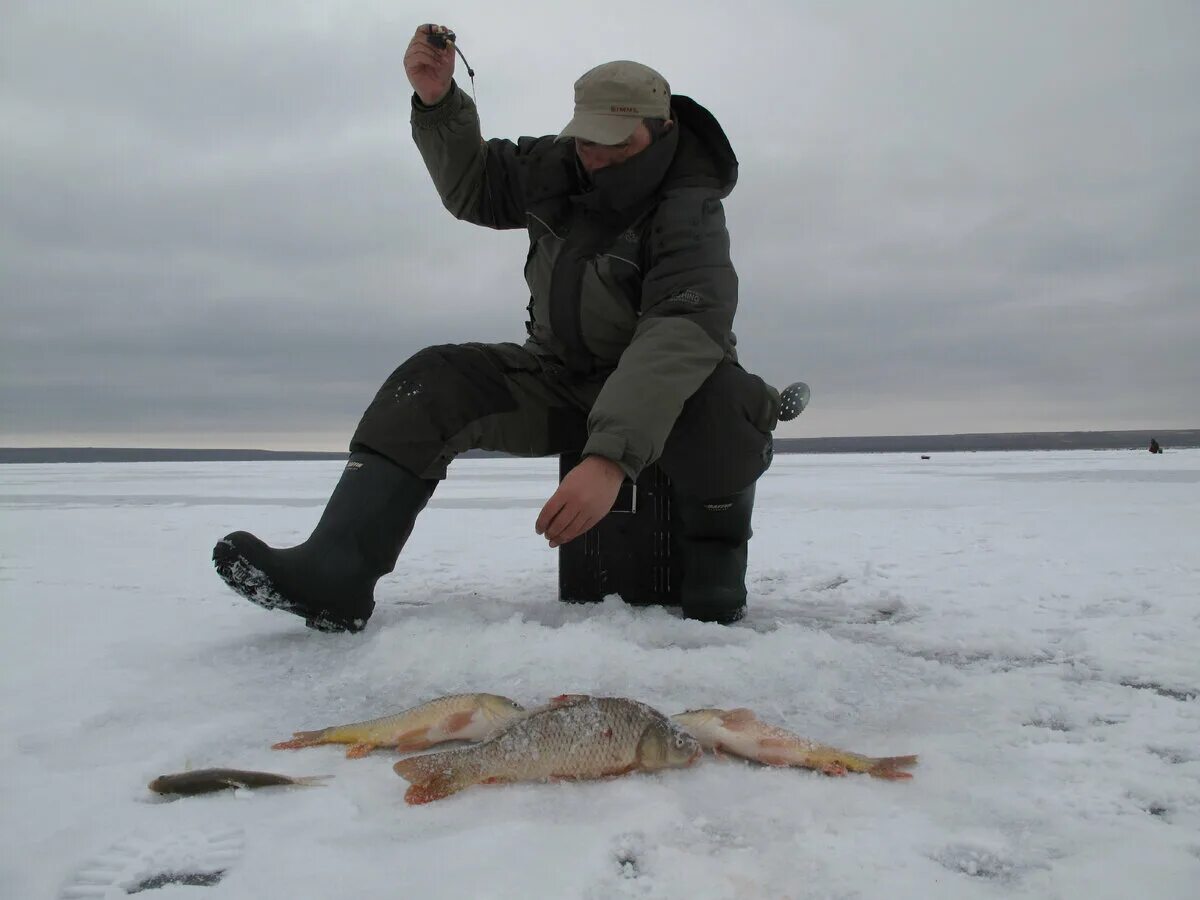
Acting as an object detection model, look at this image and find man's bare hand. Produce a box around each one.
[404,24,455,106]
[536,456,627,549]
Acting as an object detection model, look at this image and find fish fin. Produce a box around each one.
[549,693,591,706]
[442,711,476,735]
[718,708,760,731]
[757,752,795,767]
[758,737,792,749]
[818,761,849,777]
[393,758,468,806]
[345,743,375,759]
[714,742,757,763]
[391,728,434,752]
[753,737,800,766]
[272,729,327,750]
[403,776,463,804]
[867,755,919,780]
[393,752,473,804]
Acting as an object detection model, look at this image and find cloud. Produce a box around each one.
[2,0,1197,448]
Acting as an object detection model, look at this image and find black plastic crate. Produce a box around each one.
[557,451,681,606]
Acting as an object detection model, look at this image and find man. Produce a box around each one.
[212,24,781,633]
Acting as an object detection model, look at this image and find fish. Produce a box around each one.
[272,693,526,758]
[393,695,702,804]
[148,768,330,796]
[670,707,918,780]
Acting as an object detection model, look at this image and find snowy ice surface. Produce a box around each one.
[2,451,1198,899]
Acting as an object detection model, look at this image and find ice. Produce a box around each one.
[2,450,1198,898]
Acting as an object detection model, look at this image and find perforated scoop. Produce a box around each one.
[778,382,811,421]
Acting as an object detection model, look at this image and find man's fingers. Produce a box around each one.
[545,506,581,543]
[405,44,446,67]
[406,24,454,69]
[411,25,453,55]
[415,23,453,40]
[546,509,586,548]
[554,514,599,548]
[536,493,567,535]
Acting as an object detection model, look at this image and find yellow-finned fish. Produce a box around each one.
[393,695,702,804]
[671,707,918,780]
[273,693,525,758]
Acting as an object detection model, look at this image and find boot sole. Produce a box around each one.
[211,539,366,634]
[681,598,747,625]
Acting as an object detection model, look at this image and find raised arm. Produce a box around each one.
[404,24,542,230]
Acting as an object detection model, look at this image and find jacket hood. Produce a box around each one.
[664,95,738,198]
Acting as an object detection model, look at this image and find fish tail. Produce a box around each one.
[402,773,468,804]
[271,729,331,750]
[393,751,477,804]
[829,750,919,780]
[289,775,333,787]
[864,754,919,780]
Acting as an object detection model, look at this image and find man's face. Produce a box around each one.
[575,122,654,174]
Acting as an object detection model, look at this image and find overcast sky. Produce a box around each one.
[2,1,1197,449]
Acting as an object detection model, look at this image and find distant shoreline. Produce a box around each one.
[2,429,1196,463]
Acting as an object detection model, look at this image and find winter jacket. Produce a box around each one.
[411,82,746,479]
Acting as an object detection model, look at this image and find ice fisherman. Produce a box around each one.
[213,24,783,632]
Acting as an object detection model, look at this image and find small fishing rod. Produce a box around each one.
[424,25,476,101]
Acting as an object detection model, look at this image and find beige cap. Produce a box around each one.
[557,60,671,144]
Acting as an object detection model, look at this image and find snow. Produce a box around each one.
[2,450,1198,899]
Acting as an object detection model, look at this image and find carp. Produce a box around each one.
[393,696,701,803]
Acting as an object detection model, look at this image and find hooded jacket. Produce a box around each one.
[411,82,749,479]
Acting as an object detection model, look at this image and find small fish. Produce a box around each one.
[272,693,525,758]
[148,768,329,796]
[393,696,702,804]
[671,707,918,780]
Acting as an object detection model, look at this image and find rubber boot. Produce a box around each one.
[212,451,434,633]
[675,484,755,624]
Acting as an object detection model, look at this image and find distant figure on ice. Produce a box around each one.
[212,24,785,632]
[1149,438,1163,454]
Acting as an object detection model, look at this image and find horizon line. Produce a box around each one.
[3,425,1198,454]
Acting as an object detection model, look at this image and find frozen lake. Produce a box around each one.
[2,451,1198,899]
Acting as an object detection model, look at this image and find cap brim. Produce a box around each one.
[556,113,642,145]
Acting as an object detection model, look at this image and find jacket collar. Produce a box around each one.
[569,124,679,218]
